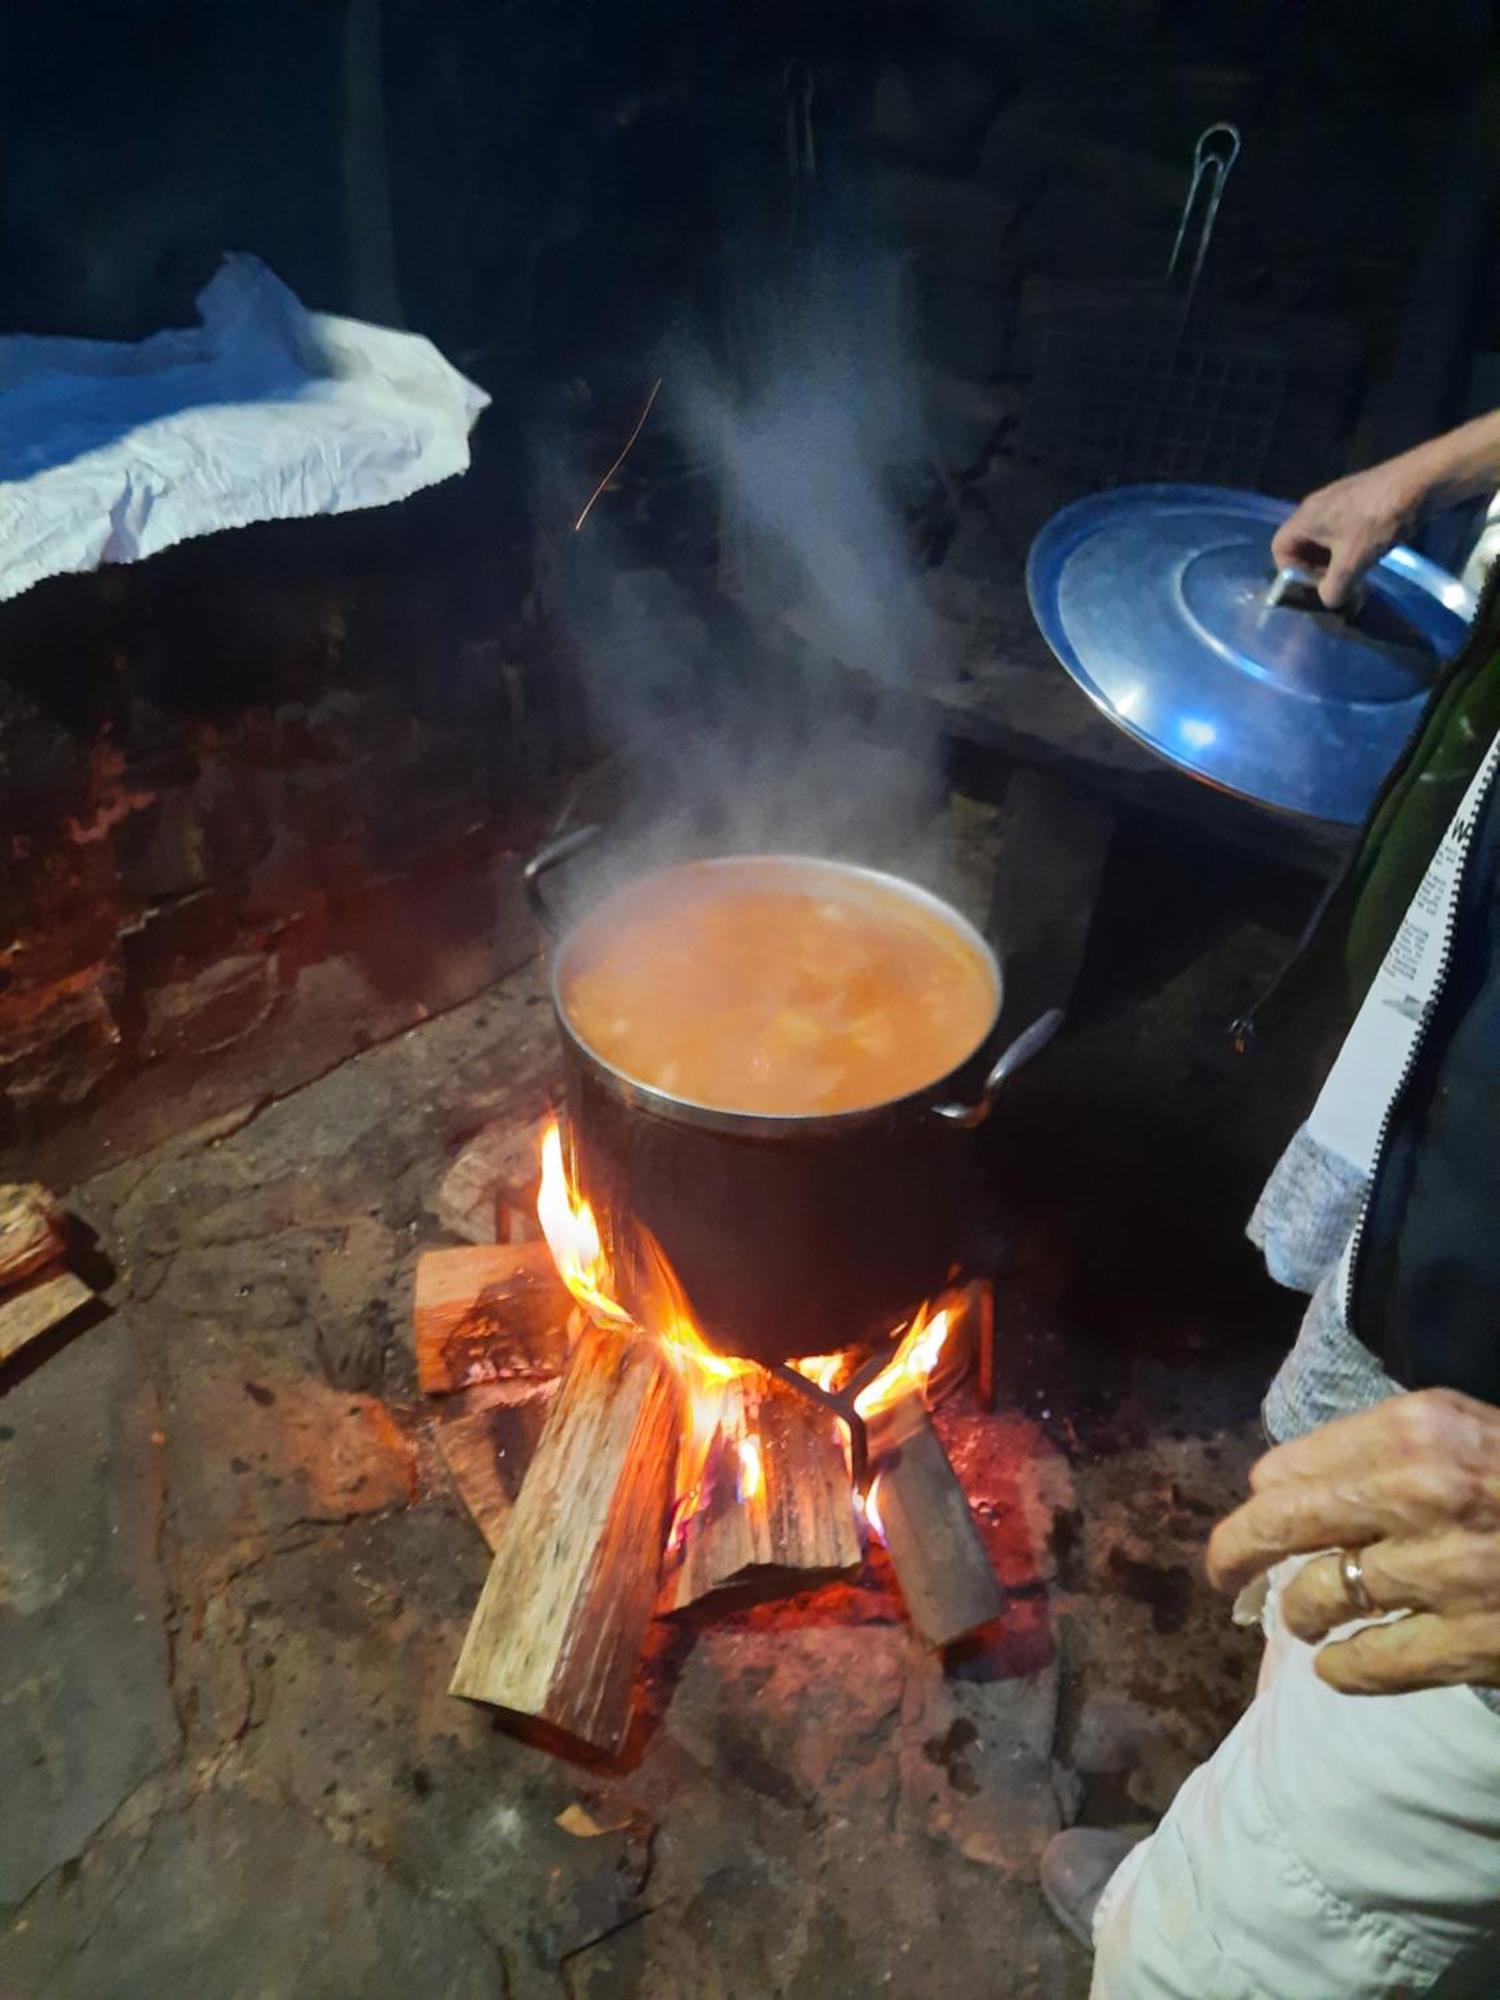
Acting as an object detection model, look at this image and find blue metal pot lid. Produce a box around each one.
[1027,484,1476,826]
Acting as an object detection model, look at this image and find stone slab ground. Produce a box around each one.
[0,800,1321,1998]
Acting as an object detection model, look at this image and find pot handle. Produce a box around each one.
[931,1008,1064,1130]
[524,824,601,937]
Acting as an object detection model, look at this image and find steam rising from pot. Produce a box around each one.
[535,225,960,925]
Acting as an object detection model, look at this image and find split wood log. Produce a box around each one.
[0,1182,65,1290]
[414,1242,572,1394]
[433,1391,554,1554]
[0,1270,96,1366]
[667,1371,859,1610]
[450,1323,682,1752]
[436,1114,545,1245]
[865,1394,1002,1648]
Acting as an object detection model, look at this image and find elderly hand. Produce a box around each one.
[1206,1389,1500,1695]
[1270,461,1422,609]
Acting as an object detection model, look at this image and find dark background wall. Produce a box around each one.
[2,0,1498,1160]
[5,2,1494,400]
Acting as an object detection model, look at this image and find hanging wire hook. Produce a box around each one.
[1166,122,1242,313]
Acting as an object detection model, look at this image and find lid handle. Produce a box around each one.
[1266,565,1364,620]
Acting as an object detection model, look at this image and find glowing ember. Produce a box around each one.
[853,1304,953,1420]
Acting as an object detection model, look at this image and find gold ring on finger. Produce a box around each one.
[1338,1546,1376,1617]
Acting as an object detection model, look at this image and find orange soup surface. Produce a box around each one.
[561,870,997,1115]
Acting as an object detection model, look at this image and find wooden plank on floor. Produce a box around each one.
[0,1270,96,1366]
[0,1183,65,1290]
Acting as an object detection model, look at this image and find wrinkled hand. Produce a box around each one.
[1270,460,1421,609]
[1206,1390,1500,1695]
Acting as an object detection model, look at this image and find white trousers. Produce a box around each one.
[1090,1561,1500,1998]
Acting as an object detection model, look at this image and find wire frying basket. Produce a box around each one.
[1016,124,1353,492]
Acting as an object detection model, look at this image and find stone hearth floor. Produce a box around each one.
[1,838,1316,1998]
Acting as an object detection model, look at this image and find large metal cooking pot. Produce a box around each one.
[526,831,1060,1365]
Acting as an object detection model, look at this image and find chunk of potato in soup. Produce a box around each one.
[560,865,997,1115]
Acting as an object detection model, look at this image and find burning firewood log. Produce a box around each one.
[666,1370,860,1610]
[433,1103,1004,1750]
[865,1393,1003,1648]
[450,1322,682,1753]
[413,1243,573,1394]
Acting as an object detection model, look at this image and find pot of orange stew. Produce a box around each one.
[525,831,1060,1364]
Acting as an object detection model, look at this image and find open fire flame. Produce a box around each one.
[536,1117,956,1547]
[851,1302,952,1420]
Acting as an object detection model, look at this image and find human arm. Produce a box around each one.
[1205,1388,1500,1694]
[1272,410,1500,608]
